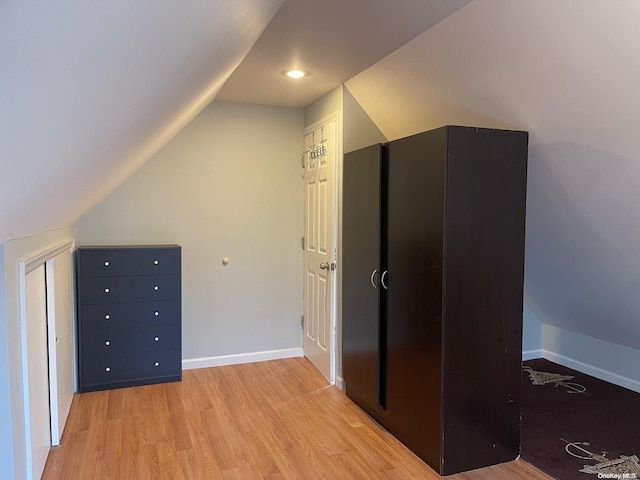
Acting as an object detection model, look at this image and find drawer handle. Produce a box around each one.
[105,367,111,372]
[154,286,159,291]
[105,340,111,346]
[154,336,159,342]
[105,314,110,320]
[154,311,159,317]
[154,260,159,265]
[104,261,110,266]
[104,288,110,293]
[154,362,160,367]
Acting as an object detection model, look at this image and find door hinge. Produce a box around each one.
[301,315,305,328]
[301,236,305,250]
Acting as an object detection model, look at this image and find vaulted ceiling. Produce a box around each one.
[3,0,640,350]
[1,0,285,241]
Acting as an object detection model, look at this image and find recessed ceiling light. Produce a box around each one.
[283,69,310,79]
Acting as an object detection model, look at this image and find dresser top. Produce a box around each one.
[77,244,181,250]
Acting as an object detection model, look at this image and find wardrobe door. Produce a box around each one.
[384,129,447,469]
[342,144,384,413]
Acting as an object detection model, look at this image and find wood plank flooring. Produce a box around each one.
[42,358,553,479]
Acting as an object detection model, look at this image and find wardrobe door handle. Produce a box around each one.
[370,269,378,288]
[381,270,388,290]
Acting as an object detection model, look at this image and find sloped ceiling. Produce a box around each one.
[345,0,640,349]
[217,0,472,107]
[0,0,283,242]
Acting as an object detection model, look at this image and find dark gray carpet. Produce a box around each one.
[521,359,640,480]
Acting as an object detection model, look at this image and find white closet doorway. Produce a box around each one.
[20,241,74,480]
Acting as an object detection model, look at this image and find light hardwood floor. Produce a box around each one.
[42,358,552,479]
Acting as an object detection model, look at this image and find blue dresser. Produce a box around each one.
[76,245,182,392]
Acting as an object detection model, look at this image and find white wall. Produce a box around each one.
[522,304,543,358]
[305,86,343,128]
[76,101,304,364]
[2,227,75,480]
[541,324,640,393]
[343,86,387,154]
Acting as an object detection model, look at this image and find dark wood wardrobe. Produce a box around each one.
[342,125,528,475]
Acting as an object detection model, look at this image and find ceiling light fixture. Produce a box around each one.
[283,69,310,79]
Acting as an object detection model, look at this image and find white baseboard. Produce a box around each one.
[522,349,542,361]
[182,347,304,370]
[540,349,640,394]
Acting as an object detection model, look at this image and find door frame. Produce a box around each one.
[303,112,341,384]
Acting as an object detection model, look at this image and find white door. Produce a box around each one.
[46,250,75,446]
[303,118,337,381]
[24,264,51,480]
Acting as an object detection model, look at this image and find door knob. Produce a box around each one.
[320,262,336,271]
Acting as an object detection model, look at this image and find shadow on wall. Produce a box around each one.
[525,141,640,350]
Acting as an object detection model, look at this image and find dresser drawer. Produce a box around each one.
[81,349,181,386]
[79,300,180,329]
[79,274,180,304]
[81,323,180,355]
[78,247,181,277]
